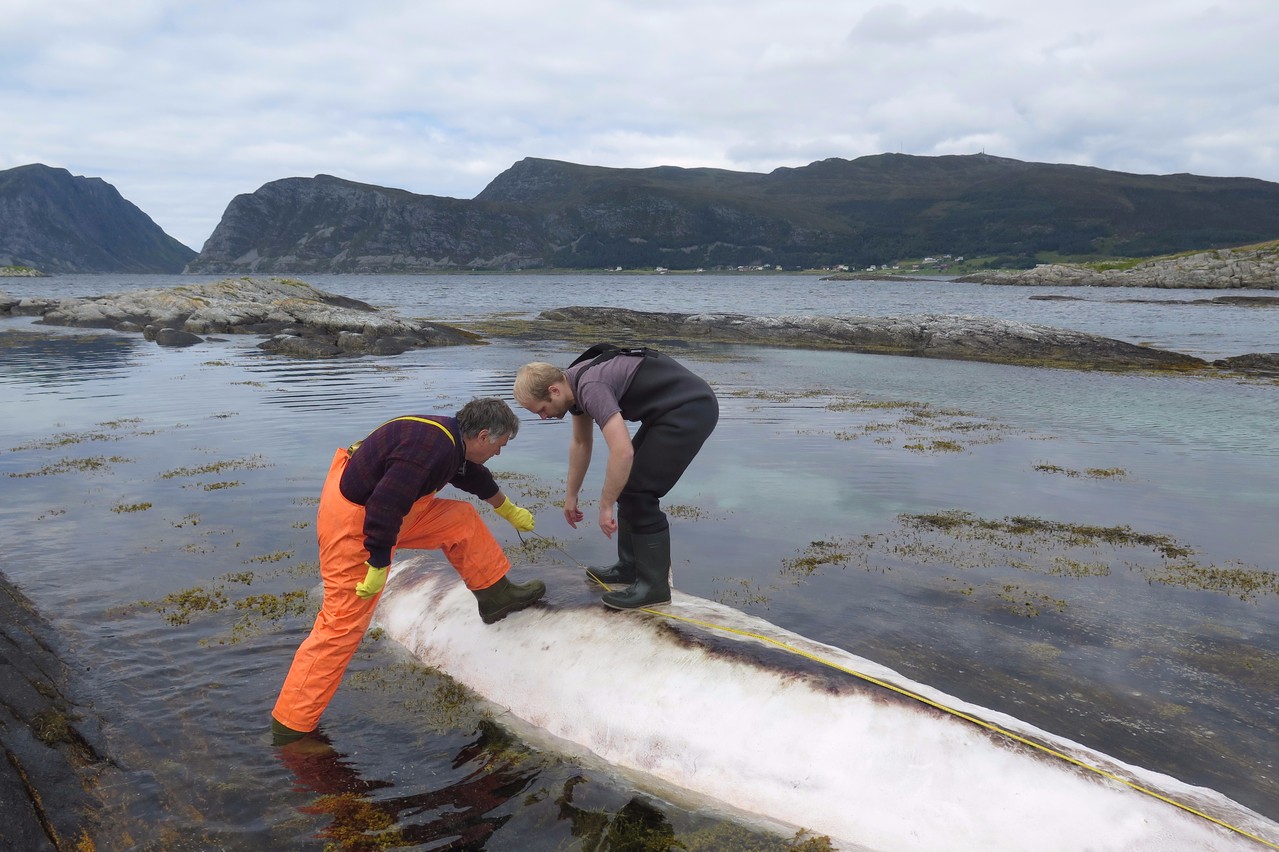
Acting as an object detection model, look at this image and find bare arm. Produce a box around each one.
[563,413,594,527]
[596,413,634,537]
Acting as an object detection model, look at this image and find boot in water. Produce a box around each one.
[589,517,635,584]
[270,717,309,746]
[473,575,546,624]
[602,528,671,610]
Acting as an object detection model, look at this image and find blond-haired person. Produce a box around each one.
[514,346,717,609]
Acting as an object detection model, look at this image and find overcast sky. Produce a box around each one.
[4,0,1276,251]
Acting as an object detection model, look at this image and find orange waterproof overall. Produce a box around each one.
[272,446,509,733]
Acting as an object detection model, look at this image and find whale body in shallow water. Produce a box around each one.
[375,557,1279,851]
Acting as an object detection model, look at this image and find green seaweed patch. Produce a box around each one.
[295,496,321,506]
[11,431,120,451]
[144,585,231,625]
[680,823,835,852]
[7,455,133,477]
[1047,557,1111,578]
[306,792,403,849]
[1034,463,1129,480]
[903,439,965,453]
[172,513,200,527]
[995,583,1069,617]
[714,575,777,608]
[503,534,569,560]
[902,511,1192,558]
[224,590,311,643]
[728,388,829,402]
[37,507,67,520]
[665,503,708,521]
[279,560,320,579]
[781,539,866,579]
[1140,560,1279,601]
[348,661,489,735]
[244,550,293,564]
[197,480,242,491]
[160,455,271,479]
[31,708,75,746]
[111,502,152,513]
[892,511,1273,602]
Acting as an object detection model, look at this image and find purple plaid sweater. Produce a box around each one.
[338,416,499,568]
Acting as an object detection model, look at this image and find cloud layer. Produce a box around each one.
[4,0,1276,251]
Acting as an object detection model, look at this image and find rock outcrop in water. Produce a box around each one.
[6,281,1275,373]
[955,243,1279,290]
[0,277,478,357]
[530,306,1211,372]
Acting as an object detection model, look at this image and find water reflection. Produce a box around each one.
[276,721,537,849]
[0,330,139,388]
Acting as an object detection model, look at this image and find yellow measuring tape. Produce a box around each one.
[519,535,1278,850]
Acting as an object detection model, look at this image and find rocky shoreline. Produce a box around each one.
[954,244,1279,289]
[0,265,46,277]
[518,306,1279,375]
[1,573,115,850]
[0,277,478,357]
[4,277,1277,375]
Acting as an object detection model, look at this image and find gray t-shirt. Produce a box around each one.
[565,355,644,428]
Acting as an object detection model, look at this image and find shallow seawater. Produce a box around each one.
[1,276,1277,849]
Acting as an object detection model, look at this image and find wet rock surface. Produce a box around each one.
[534,306,1211,371]
[1,573,114,850]
[0,277,478,357]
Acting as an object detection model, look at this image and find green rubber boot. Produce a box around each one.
[602,529,671,610]
[589,517,635,584]
[270,717,308,746]
[473,575,546,624]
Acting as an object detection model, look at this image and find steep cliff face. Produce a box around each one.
[187,155,1279,273]
[0,164,196,273]
[187,174,545,273]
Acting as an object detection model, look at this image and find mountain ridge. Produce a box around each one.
[0,164,196,273]
[187,153,1279,274]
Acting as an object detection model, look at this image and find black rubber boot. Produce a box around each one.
[602,529,671,609]
[589,517,635,584]
[473,575,546,624]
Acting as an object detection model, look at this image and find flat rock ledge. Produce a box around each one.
[0,277,478,357]
[536,306,1213,372]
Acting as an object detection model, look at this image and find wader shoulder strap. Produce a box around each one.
[569,343,656,370]
[348,416,455,455]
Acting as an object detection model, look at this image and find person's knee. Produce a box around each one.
[619,495,666,534]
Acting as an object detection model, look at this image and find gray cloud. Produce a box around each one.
[2,0,1276,251]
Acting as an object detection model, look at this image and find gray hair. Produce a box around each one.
[456,396,520,440]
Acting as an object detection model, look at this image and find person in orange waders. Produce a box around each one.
[270,397,544,745]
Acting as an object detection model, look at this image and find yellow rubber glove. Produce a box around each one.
[354,563,388,599]
[494,496,535,532]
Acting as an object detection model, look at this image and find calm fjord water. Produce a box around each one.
[1,273,1276,849]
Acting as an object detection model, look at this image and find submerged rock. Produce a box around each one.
[534,306,1209,371]
[1,277,479,357]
